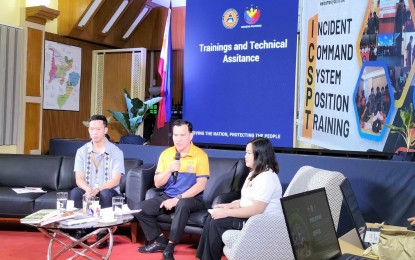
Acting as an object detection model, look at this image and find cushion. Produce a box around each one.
[120,159,143,193]
[203,158,243,208]
[0,187,42,217]
[0,154,62,191]
[58,157,76,190]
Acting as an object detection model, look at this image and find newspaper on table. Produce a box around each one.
[20,209,59,224]
[40,211,77,226]
[12,187,47,194]
[59,213,96,226]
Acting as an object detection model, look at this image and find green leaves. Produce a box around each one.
[107,110,130,133]
[402,103,414,128]
[107,89,162,135]
[386,103,415,151]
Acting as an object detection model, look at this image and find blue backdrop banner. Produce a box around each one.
[183,0,298,147]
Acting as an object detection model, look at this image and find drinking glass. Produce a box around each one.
[86,196,99,215]
[82,194,88,213]
[90,196,100,206]
[56,192,68,212]
[112,196,124,219]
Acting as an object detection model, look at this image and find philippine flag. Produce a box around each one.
[157,8,172,129]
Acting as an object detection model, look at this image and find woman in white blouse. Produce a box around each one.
[196,137,283,260]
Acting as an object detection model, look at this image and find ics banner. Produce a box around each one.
[183,0,299,147]
[298,0,415,153]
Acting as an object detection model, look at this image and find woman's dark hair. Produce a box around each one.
[248,137,279,181]
[89,114,108,127]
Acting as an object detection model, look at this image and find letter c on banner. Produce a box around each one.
[302,14,318,139]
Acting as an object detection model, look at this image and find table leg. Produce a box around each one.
[38,226,117,260]
[84,226,117,259]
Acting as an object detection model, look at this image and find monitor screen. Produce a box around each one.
[183,0,298,148]
[340,179,370,249]
[281,188,341,260]
[378,33,394,47]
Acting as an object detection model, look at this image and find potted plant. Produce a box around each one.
[107,89,162,144]
[385,103,415,161]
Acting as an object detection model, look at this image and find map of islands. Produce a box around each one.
[43,41,81,111]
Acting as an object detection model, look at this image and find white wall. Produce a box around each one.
[0,0,58,32]
[0,0,22,27]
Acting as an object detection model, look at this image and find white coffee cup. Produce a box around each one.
[101,209,115,220]
[90,204,101,218]
[66,199,75,211]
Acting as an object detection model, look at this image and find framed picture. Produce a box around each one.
[43,40,82,111]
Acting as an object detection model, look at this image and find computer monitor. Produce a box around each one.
[281,188,342,260]
[378,33,394,47]
[340,179,374,249]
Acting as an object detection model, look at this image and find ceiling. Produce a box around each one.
[56,0,185,49]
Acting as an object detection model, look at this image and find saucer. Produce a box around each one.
[98,218,117,223]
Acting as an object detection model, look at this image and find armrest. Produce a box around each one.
[222,213,294,260]
[222,229,241,249]
[125,163,156,210]
[212,191,240,205]
[223,214,274,254]
[146,187,165,200]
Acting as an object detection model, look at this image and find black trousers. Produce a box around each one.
[196,215,247,260]
[69,187,118,209]
[134,193,205,243]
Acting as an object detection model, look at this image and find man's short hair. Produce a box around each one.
[172,119,193,133]
[89,114,108,127]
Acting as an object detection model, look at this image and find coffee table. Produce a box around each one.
[29,213,134,260]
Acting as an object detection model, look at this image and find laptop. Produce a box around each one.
[340,179,379,249]
[281,188,370,260]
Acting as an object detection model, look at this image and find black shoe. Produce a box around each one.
[163,251,175,260]
[137,241,167,253]
[73,230,87,248]
[163,243,175,260]
[96,231,108,249]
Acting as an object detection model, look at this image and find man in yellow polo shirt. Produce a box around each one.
[135,119,210,260]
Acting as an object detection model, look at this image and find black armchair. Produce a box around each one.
[125,157,249,235]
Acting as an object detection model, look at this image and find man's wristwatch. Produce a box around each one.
[175,194,182,199]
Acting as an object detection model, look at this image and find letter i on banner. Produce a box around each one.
[302,14,318,139]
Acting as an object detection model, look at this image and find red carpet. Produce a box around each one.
[0,230,223,259]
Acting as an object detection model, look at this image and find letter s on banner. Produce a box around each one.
[302,14,318,139]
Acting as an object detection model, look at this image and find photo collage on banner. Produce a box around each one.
[298,0,415,153]
[183,0,299,147]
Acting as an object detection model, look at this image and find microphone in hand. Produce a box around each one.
[172,152,180,184]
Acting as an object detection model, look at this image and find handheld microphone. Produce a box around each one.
[173,152,180,184]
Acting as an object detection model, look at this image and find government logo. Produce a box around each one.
[222,8,239,29]
[244,5,260,25]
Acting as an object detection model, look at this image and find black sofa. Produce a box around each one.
[125,157,250,236]
[0,154,142,218]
